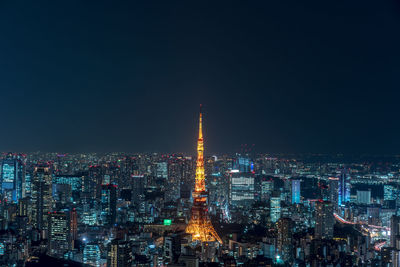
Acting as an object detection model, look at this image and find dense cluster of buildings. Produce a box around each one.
[0,150,399,266]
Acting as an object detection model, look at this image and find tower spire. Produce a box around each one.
[186,107,222,244]
[198,104,203,140]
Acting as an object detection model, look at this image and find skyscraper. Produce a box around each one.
[328,177,339,209]
[291,179,301,204]
[270,195,281,223]
[315,201,334,239]
[156,162,168,179]
[277,217,293,263]
[48,211,71,257]
[84,243,101,267]
[1,153,25,202]
[70,208,78,246]
[31,165,52,236]
[186,107,222,244]
[107,239,133,267]
[338,169,350,206]
[391,215,400,247]
[101,184,117,226]
[229,172,255,207]
[131,175,145,203]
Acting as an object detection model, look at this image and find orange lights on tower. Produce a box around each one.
[186,106,222,244]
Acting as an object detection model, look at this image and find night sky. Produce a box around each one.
[1,1,400,154]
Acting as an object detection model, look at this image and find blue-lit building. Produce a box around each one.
[384,184,397,201]
[0,153,25,202]
[53,175,82,192]
[338,169,350,206]
[291,180,301,204]
[53,175,82,201]
[233,155,253,173]
[83,243,101,267]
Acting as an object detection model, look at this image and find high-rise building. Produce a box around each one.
[17,197,29,217]
[384,185,397,201]
[233,156,252,173]
[131,175,145,203]
[338,169,350,206]
[186,107,222,244]
[277,217,293,263]
[357,190,371,205]
[101,184,117,226]
[25,172,32,196]
[53,175,82,197]
[260,179,273,200]
[391,215,400,247]
[83,243,101,267]
[163,234,182,263]
[328,177,339,209]
[1,153,25,202]
[107,239,133,267]
[167,159,182,202]
[156,162,168,179]
[48,211,71,257]
[229,173,255,207]
[70,208,78,245]
[291,179,301,204]
[31,166,52,235]
[270,195,281,223]
[315,201,334,239]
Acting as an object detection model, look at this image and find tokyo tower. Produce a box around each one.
[186,106,222,244]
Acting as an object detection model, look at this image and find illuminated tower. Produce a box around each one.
[186,107,222,244]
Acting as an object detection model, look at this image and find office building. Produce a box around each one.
[107,239,133,267]
[291,179,301,204]
[270,195,281,223]
[101,184,117,226]
[48,211,71,257]
[357,190,371,205]
[338,169,350,206]
[229,173,255,207]
[83,243,101,267]
[277,217,293,263]
[1,153,25,202]
[31,166,52,235]
[315,201,334,239]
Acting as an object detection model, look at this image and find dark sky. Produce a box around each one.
[0,1,400,154]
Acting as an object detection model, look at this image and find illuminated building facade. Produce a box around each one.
[31,166,52,235]
[53,175,82,192]
[260,179,273,200]
[83,243,101,267]
[107,239,133,267]
[48,211,71,257]
[338,169,350,206]
[277,217,293,262]
[101,184,117,226]
[186,108,222,243]
[232,156,252,173]
[229,174,255,207]
[270,196,281,223]
[1,153,25,202]
[315,201,334,239]
[291,179,300,204]
[384,184,397,201]
[156,162,168,179]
